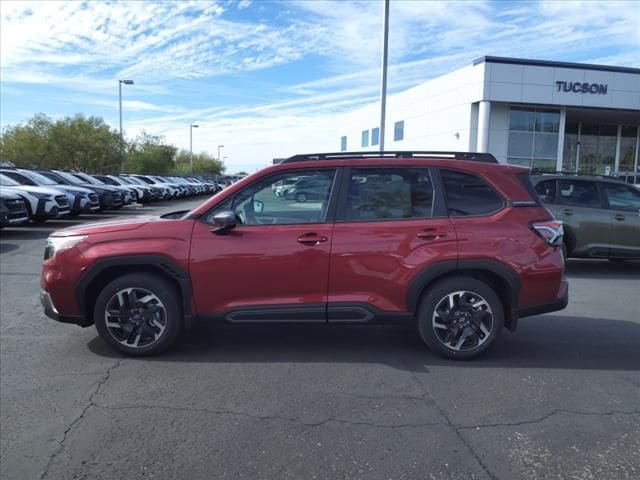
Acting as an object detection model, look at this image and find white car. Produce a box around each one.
[0,173,71,222]
[2,168,100,216]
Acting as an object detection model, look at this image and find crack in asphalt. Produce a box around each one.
[406,367,498,480]
[39,358,123,480]
[90,401,444,430]
[456,409,640,431]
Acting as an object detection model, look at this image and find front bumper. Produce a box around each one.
[40,290,91,327]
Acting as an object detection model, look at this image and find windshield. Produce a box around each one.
[38,171,69,185]
[54,170,84,184]
[0,173,21,186]
[72,172,100,185]
[19,170,58,185]
[107,176,125,185]
[89,176,106,185]
[136,176,155,185]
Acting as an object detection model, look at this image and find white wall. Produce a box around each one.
[487,103,510,163]
[336,63,486,153]
[335,58,639,164]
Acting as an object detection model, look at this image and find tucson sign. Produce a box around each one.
[556,81,608,94]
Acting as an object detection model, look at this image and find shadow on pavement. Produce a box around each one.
[87,315,640,372]
[0,243,20,254]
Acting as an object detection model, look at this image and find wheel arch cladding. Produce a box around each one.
[406,259,520,331]
[76,255,193,327]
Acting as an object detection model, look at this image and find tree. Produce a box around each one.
[125,132,177,175]
[48,114,121,172]
[173,149,225,175]
[0,114,54,167]
[0,113,121,172]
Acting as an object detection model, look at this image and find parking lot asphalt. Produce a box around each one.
[1,198,639,480]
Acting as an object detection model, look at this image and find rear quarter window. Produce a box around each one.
[440,169,504,216]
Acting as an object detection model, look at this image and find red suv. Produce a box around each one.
[41,152,567,359]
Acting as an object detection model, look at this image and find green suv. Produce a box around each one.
[531,174,640,261]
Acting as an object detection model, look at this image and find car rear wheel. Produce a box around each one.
[417,277,504,360]
[295,192,307,203]
[94,273,182,356]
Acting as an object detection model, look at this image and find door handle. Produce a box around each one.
[297,233,328,245]
[417,228,448,241]
[614,213,625,221]
[562,209,574,216]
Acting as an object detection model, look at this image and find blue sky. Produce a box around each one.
[1,0,639,172]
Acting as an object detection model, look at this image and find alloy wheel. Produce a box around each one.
[104,287,167,349]
[432,290,494,352]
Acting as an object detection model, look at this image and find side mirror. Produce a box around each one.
[253,200,264,213]
[211,211,237,235]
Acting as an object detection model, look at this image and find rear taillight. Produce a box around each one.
[530,219,563,247]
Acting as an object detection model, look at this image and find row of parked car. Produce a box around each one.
[0,168,223,228]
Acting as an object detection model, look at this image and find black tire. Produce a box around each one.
[416,276,504,360]
[32,215,48,223]
[561,242,568,263]
[295,192,306,203]
[94,273,182,356]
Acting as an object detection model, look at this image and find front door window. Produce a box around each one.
[207,169,336,226]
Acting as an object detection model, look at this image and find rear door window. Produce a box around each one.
[440,170,504,216]
[558,180,602,208]
[603,183,640,211]
[340,168,434,221]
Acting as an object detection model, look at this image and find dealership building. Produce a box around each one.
[338,56,640,180]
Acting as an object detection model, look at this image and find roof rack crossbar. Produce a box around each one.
[282,151,498,164]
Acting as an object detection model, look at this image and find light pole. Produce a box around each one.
[190,124,199,172]
[378,0,389,152]
[218,145,227,172]
[118,79,134,172]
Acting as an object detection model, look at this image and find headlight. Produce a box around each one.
[44,235,86,259]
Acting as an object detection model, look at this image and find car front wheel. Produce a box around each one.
[94,273,182,356]
[417,277,504,360]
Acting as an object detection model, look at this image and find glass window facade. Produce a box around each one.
[361,130,369,148]
[619,126,638,174]
[340,135,347,152]
[394,121,404,141]
[507,107,560,171]
[371,127,380,146]
[564,123,638,179]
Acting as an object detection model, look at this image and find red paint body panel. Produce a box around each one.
[189,220,333,312]
[329,218,457,311]
[41,218,194,315]
[451,207,565,307]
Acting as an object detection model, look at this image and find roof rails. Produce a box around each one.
[530,170,618,179]
[282,151,498,164]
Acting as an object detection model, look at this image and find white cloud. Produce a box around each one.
[1,0,638,172]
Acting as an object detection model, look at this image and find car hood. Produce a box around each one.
[75,183,117,194]
[0,184,65,196]
[0,189,24,200]
[53,214,159,236]
[54,185,95,195]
